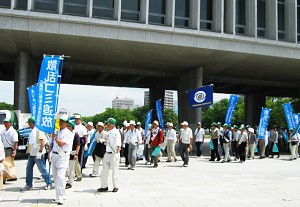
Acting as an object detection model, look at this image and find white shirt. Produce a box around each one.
[124,129,142,145]
[194,128,205,142]
[87,128,96,144]
[28,127,46,156]
[0,138,4,160]
[145,130,151,144]
[136,127,145,138]
[74,123,87,138]
[180,127,193,144]
[52,127,74,152]
[1,126,18,148]
[233,130,241,141]
[165,128,176,141]
[238,131,248,145]
[106,127,121,153]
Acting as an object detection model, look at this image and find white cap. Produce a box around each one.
[249,128,254,133]
[123,120,128,126]
[168,123,173,127]
[97,122,104,127]
[153,120,159,125]
[59,114,69,122]
[73,114,81,119]
[181,121,188,126]
[137,122,141,126]
[129,120,136,125]
[125,123,130,127]
[87,122,93,127]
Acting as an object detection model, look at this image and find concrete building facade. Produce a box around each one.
[144,90,174,110]
[1,0,300,127]
[112,97,134,110]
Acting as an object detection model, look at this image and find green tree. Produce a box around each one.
[0,102,13,110]
[266,97,292,128]
[231,97,244,126]
[132,105,150,127]
[163,108,178,127]
[202,98,229,127]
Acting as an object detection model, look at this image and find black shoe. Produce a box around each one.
[166,160,171,162]
[217,158,221,161]
[112,188,118,192]
[277,155,280,158]
[7,178,17,181]
[209,159,215,161]
[65,183,72,189]
[75,177,82,182]
[57,202,64,205]
[97,187,108,192]
[153,164,158,168]
[174,158,177,162]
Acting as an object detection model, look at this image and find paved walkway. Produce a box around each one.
[0,154,299,207]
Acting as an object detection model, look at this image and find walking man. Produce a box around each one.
[98,118,121,193]
[124,121,142,170]
[178,121,193,167]
[237,126,248,163]
[209,123,221,162]
[165,123,177,162]
[21,117,52,191]
[49,115,74,205]
[194,122,205,158]
[221,124,232,163]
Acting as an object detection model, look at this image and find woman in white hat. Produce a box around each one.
[165,123,177,162]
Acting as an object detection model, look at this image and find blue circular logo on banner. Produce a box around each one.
[194,91,206,103]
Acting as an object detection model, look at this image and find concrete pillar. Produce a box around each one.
[285,0,297,43]
[244,94,266,127]
[27,0,32,10]
[149,86,165,124]
[245,0,256,37]
[178,67,203,131]
[224,0,235,34]
[14,52,38,113]
[213,0,224,33]
[190,0,200,30]
[59,0,64,14]
[140,0,149,24]
[265,0,277,40]
[88,0,93,17]
[166,0,175,27]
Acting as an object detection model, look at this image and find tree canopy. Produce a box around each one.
[0,102,13,110]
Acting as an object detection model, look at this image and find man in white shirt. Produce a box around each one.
[165,123,177,162]
[178,121,193,167]
[1,118,18,158]
[73,113,87,175]
[194,122,205,158]
[221,124,232,163]
[49,114,74,205]
[21,117,52,191]
[124,121,142,170]
[98,118,121,193]
[136,122,145,161]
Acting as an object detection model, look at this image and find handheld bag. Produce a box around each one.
[151,146,161,157]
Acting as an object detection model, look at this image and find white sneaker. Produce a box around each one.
[89,173,98,177]
[20,185,32,191]
[44,184,53,190]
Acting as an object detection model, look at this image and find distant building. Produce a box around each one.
[112,97,134,110]
[144,90,174,110]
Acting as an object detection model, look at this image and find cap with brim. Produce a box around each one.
[59,114,69,122]
[249,128,254,133]
[168,123,173,127]
[87,122,93,127]
[97,122,104,127]
[107,118,117,125]
[136,122,141,126]
[239,126,245,130]
[211,122,217,127]
[129,120,136,125]
[217,122,222,125]
[26,117,35,123]
[73,113,81,119]
[68,121,75,128]
[181,121,188,126]
[233,125,238,129]
[153,120,159,125]
[223,123,229,127]
[3,117,11,122]
[197,122,201,125]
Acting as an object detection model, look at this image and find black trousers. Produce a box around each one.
[219,138,225,156]
[143,144,150,162]
[124,143,129,166]
[238,142,247,162]
[232,141,239,159]
[269,142,280,156]
[195,142,202,157]
[211,139,220,160]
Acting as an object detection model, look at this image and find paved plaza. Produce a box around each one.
[0,153,299,207]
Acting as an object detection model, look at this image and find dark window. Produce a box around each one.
[278,0,285,40]
[175,0,190,28]
[15,0,27,10]
[33,0,58,13]
[200,0,212,31]
[235,0,245,35]
[257,0,266,38]
[63,0,88,16]
[121,0,141,22]
[0,0,11,8]
[298,1,300,42]
[93,0,114,19]
[149,0,166,25]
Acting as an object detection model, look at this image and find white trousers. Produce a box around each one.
[249,144,256,159]
[67,159,75,185]
[93,155,102,174]
[52,153,68,203]
[101,153,120,188]
[290,143,297,159]
[223,143,230,162]
[167,140,176,161]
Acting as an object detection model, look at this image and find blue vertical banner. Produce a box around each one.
[27,84,38,119]
[36,55,64,133]
[291,122,300,137]
[282,103,296,130]
[224,95,239,125]
[257,107,271,139]
[144,110,153,137]
[293,114,300,125]
[156,99,164,130]
[188,84,213,108]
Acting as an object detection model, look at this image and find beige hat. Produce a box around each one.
[87,121,93,127]
[248,128,254,133]
[181,121,188,126]
[73,114,81,119]
[129,120,136,125]
[97,122,104,127]
[153,120,159,125]
[168,123,173,127]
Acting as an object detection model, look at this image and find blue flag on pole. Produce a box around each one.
[27,84,38,119]
[84,131,96,157]
[225,95,239,125]
[35,55,63,134]
[156,99,164,130]
[283,103,296,130]
[144,110,153,137]
[257,107,271,139]
[188,85,213,108]
[293,113,300,125]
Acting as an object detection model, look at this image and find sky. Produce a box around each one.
[0,81,230,116]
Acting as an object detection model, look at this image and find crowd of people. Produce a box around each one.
[0,114,299,205]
